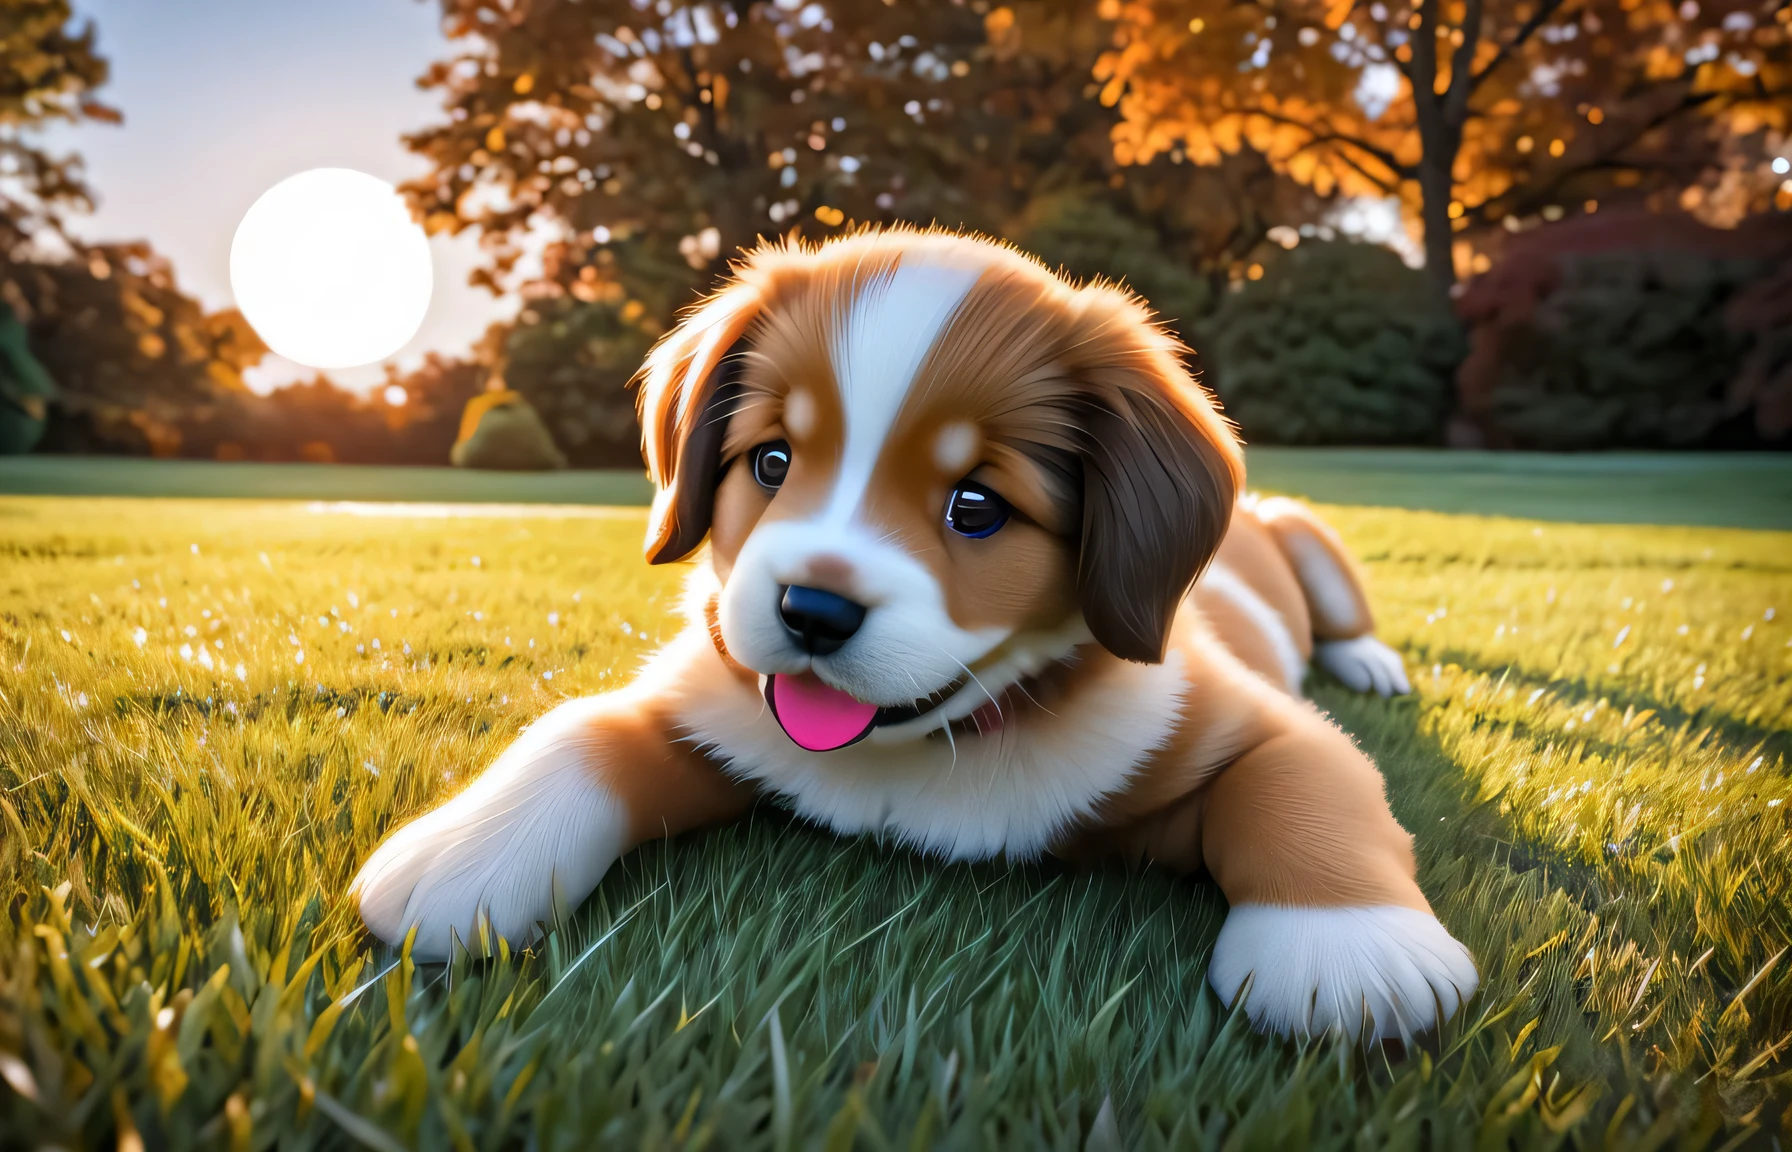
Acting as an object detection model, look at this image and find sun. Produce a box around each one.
[229,168,433,370]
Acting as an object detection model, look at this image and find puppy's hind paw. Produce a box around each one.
[1315,636,1411,697]
[1208,904,1479,1041]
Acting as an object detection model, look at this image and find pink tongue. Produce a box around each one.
[770,673,879,751]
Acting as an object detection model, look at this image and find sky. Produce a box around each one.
[44,0,514,392]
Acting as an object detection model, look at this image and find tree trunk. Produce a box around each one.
[1417,150,1457,302]
[1408,0,1465,307]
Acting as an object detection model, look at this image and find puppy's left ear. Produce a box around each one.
[636,280,764,563]
[1069,287,1243,663]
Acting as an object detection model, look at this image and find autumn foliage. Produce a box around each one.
[403,0,1327,332]
[5,0,1788,460]
[1093,0,1791,287]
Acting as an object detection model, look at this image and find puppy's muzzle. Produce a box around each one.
[779,585,867,656]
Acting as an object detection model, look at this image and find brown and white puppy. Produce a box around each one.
[351,228,1475,1041]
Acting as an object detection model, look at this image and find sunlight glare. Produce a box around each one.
[230,168,433,370]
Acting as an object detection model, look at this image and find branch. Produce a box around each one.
[1469,0,1570,98]
[1475,86,1724,219]
[1318,139,1407,194]
[1445,0,1485,125]
[1412,0,1441,116]
[1248,107,1418,181]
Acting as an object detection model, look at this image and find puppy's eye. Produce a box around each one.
[751,440,791,490]
[944,481,1010,539]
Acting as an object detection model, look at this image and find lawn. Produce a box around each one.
[1,484,1789,1149]
[5,449,1789,530]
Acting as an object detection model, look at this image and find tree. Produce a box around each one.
[497,293,655,467]
[19,242,266,455]
[171,354,489,465]
[403,1,1334,467]
[1093,0,1792,296]
[0,0,119,257]
[0,2,283,456]
[406,0,1327,332]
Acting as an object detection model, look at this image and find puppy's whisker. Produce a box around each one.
[935,647,1004,736]
[1010,682,1056,719]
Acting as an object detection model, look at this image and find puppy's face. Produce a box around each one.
[638,231,1240,751]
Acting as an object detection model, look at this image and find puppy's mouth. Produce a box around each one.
[762,673,962,752]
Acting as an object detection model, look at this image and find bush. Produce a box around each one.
[1481,251,1764,449]
[1200,242,1463,445]
[1456,211,1792,450]
[1013,191,1213,336]
[451,390,566,471]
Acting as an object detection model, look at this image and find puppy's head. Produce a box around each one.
[638,228,1240,750]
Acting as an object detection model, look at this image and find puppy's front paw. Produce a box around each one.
[352,702,628,961]
[1208,904,1478,1040]
[1315,636,1411,697]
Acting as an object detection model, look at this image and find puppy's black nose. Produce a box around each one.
[779,585,867,656]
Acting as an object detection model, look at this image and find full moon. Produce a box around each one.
[229,168,433,370]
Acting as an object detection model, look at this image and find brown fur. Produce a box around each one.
[588,689,758,846]
[1057,617,1424,909]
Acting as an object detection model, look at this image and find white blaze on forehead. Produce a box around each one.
[826,258,982,519]
[933,421,980,474]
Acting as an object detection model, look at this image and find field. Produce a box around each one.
[1,478,1790,1149]
[5,449,1791,530]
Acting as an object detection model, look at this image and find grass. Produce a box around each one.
[1243,448,1792,532]
[5,449,1789,529]
[0,456,657,507]
[0,494,1789,1149]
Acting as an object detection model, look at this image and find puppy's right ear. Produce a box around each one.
[636,281,763,564]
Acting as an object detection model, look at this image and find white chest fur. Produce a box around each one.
[671,638,1189,861]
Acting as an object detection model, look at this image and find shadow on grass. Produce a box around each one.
[1403,640,1792,763]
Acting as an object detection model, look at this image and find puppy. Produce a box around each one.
[352,228,1477,1041]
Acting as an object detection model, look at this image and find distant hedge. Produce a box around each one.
[1455,211,1792,451]
[1199,241,1463,445]
[1479,251,1760,449]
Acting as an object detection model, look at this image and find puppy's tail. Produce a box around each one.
[1253,497,1411,697]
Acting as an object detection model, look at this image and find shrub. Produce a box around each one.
[1456,211,1792,450]
[451,390,566,471]
[0,302,57,454]
[1480,251,1763,449]
[1200,242,1463,445]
